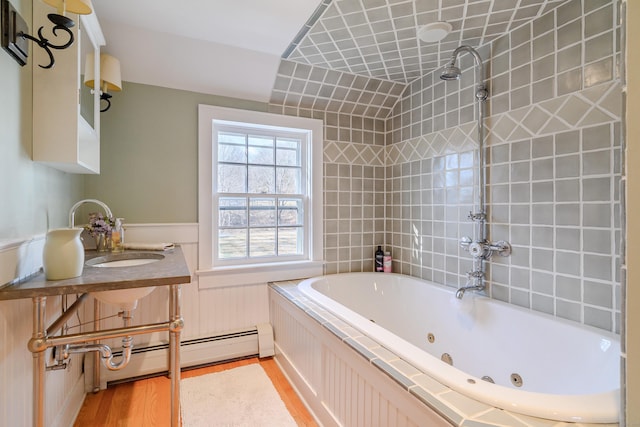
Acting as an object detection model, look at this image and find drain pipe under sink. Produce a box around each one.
[62,310,134,371]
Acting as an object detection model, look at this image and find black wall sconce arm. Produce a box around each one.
[18,13,75,69]
[1,0,78,69]
[100,92,112,112]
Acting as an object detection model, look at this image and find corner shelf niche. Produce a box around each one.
[32,5,106,174]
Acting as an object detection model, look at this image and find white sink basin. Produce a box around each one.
[90,258,162,268]
[91,287,155,311]
[86,252,165,267]
[86,252,165,310]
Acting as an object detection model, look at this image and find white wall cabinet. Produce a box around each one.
[32,5,105,174]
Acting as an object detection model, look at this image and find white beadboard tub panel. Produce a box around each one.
[270,288,451,427]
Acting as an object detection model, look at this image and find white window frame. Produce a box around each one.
[197,105,324,288]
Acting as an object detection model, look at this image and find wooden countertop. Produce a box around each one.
[0,246,191,301]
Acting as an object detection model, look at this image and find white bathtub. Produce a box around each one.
[298,272,620,424]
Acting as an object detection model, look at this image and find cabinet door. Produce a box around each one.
[32,3,105,174]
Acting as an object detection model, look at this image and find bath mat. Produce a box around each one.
[180,363,297,427]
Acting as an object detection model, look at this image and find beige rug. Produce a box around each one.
[180,364,298,427]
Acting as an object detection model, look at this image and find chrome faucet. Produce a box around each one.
[455,283,485,299]
[69,199,113,228]
[456,270,485,299]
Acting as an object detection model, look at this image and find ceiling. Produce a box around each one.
[92,0,566,105]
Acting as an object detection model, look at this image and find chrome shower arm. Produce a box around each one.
[449,45,486,92]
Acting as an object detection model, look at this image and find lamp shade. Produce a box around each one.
[84,53,122,93]
[43,0,92,16]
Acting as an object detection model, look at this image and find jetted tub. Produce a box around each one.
[298,272,620,424]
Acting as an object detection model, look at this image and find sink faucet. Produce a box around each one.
[69,199,113,228]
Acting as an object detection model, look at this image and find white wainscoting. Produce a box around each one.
[1,223,278,423]
[90,223,274,384]
[0,236,85,427]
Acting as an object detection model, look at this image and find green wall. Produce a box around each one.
[85,82,268,223]
[0,0,83,241]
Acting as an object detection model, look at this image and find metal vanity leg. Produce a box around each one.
[32,297,46,427]
[169,284,183,427]
[93,299,101,392]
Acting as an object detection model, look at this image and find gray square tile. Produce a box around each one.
[584,253,613,281]
[532,248,554,270]
[557,18,582,50]
[555,179,580,202]
[555,155,580,178]
[583,177,612,201]
[556,299,581,322]
[584,280,613,308]
[556,275,581,301]
[585,32,614,64]
[556,227,581,251]
[584,306,613,331]
[557,67,582,96]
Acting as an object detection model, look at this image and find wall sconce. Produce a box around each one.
[84,53,122,112]
[1,0,92,69]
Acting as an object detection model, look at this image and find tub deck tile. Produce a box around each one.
[438,389,493,419]
[410,386,454,421]
[339,325,364,338]
[353,334,383,351]
[369,343,401,362]
[305,309,328,324]
[344,337,378,362]
[389,358,424,379]
[371,358,416,391]
[500,412,565,427]
[421,389,466,425]
[326,317,351,331]
[323,322,349,340]
[461,408,531,427]
[411,373,450,395]
[313,307,339,323]
[271,284,293,298]
[291,298,309,311]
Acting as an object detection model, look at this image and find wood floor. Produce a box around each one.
[74,357,317,427]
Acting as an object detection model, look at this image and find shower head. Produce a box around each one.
[440,63,461,80]
[439,45,486,99]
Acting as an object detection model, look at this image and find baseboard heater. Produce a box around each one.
[91,324,274,387]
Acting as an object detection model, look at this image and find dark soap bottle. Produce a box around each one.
[375,245,384,272]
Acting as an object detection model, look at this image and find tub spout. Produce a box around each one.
[456,271,485,299]
[455,284,484,299]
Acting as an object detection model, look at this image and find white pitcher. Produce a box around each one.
[43,228,85,280]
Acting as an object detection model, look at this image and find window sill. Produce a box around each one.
[196,260,324,289]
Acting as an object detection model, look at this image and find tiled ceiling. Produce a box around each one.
[288,0,566,83]
[270,0,568,118]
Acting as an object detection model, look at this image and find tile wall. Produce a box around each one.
[320,112,387,274]
[386,0,622,332]
[270,64,392,274]
[270,0,621,332]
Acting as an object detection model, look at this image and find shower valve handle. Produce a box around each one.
[468,242,486,257]
[460,237,511,259]
[460,237,487,258]
[487,241,512,257]
[468,211,486,222]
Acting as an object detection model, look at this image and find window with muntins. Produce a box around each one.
[198,105,323,288]
[215,126,308,264]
